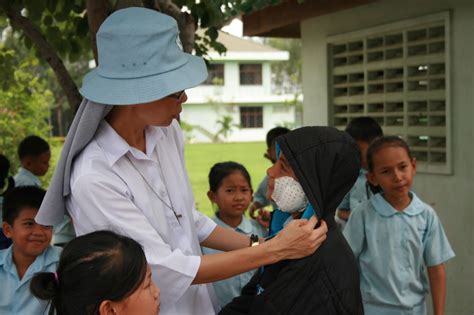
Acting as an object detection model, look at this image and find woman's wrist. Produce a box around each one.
[260,237,285,264]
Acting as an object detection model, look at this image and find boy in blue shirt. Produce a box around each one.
[14,136,50,187]
[336,117,383,230]
[0,186,61,314]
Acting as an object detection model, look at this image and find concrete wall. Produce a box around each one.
[181,103,295,143]
[187,61,273,102]
[300,1,473,314]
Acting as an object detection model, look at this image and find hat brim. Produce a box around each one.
[79,54,207,105]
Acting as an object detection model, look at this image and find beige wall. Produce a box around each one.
[300,1,473,314]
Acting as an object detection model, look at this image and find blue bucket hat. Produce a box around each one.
[79,7,207,105]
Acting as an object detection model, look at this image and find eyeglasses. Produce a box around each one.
[168,90,185,100]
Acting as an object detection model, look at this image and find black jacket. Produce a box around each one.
[220,127,364,315]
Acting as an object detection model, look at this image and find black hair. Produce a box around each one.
[0,154,13,192]
[366,136,413,195]
[30,230,148,315]
[2,186,45,225]
[208,161,252,192]
[345,117,383,143]
[266,127,290,148]
[18,135,50,160]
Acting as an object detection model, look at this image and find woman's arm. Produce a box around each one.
[428,263,446,315]
[200,224,252,251]
[194,216,327,284]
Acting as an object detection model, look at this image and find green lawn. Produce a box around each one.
[185,142,271,217]
[48,141,271,218]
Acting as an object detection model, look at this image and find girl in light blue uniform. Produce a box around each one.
[344,136,455,315]
[202,162,267,307]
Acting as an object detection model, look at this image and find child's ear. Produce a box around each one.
[2,222,13,239]
[98,300,115,315]
[411,157,417,174]
[21,156,33,168]
[366,172,379,188]
[207,191,217,203]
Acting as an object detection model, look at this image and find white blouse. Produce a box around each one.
[66,119,218,314]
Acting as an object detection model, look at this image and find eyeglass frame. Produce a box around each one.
[167,90,185,100]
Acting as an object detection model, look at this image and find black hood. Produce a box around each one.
[277,126,361,224]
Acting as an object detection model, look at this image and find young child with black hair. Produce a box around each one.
[31,230,160,315]
[0,186,61,314]
[202,161,267,307]
[249,127,290,226]
[336,117,383,230]
[0,154,14,249]
[14,135,51,187]
[343,136,455,315]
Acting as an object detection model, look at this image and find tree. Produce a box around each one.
[0,0,286,112]
[0,47,53,173]
[264,37,302,94]
[215,115,239,142]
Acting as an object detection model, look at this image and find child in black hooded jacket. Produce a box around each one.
[220,126,364,315]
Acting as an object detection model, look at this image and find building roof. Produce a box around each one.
[242,0,376,38]
[204,30,289,61]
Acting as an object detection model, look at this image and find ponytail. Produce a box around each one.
[30,272,59,315]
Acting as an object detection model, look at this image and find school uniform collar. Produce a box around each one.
[0,246,60,281]
[371,192,424,217]
[213,213,253,234]
[96,120,164,167]
[17,167,41,185]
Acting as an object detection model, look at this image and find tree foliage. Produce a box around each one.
[0,0,287,112]
[0,46,53,173]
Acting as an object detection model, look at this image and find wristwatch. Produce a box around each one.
[249,234,259,247]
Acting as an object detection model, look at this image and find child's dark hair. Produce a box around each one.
[0,154,14,193]
[345,117,383,143]
[18,135,50,159]
[366,136,413,195]
[30,230,148,315]
[208,161,252,192]
[367,136,413,171]
[266,127,290,148]
[2,186,45,225]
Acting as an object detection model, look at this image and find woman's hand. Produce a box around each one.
[269,216,327,260]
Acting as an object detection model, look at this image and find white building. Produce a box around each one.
[182,30,298,143]
[243,1,473,314]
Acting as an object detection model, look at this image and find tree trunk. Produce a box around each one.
[0,0,82,112]
[85,0,109,65]
[157,0,196,53]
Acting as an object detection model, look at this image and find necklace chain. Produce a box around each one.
[125,155,182,223]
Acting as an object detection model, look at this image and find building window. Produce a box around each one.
[240,64,262,85]
[204,64,224,85]
[240,106,263,128]
[327,13,450,174]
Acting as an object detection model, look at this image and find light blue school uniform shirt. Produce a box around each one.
[202,214,267,307]
[343,192,455,315]
[13,167,41,187]
[0,245,61,314]
[338,169,369,211]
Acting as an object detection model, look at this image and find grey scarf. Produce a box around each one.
[35,99,113,225]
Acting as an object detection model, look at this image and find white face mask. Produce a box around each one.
[271,176,308,213]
